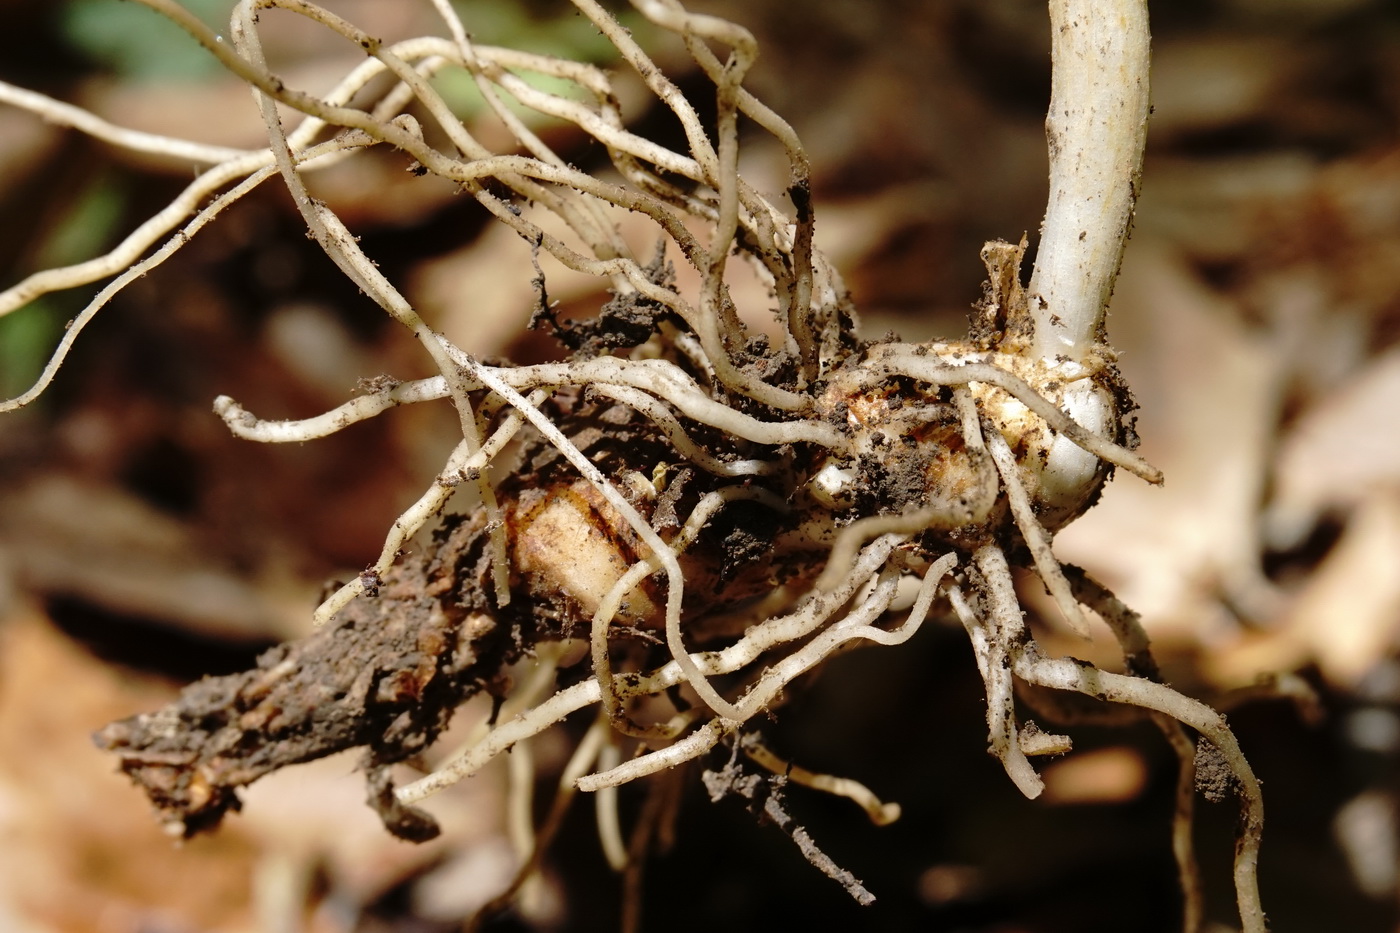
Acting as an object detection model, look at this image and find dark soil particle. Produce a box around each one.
[531,247,677,354]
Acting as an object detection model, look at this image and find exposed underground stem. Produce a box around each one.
[1028,0,1151,364]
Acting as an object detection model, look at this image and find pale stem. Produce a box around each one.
[1028,0,1151,363]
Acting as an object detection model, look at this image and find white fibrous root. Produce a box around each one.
[1,0,1267,929]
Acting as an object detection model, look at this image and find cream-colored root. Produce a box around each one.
[742,737,903,827]
[977,545,1266,933]
[984,426,1093,639]
[589,486,787,733]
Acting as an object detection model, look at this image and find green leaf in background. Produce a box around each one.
[449,0,642,64]
[35,173,127,269]
[1,174,127,403]
[62,0,231,81]
[0,299,64,403]
[435,1,651,123]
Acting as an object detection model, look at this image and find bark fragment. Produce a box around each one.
[94,513,511,840]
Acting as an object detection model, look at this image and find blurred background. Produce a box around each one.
[1,0,1398,930]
